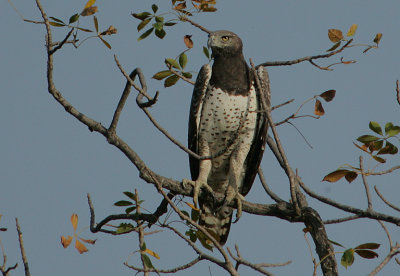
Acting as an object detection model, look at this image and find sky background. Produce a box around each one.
[1,0,400,275]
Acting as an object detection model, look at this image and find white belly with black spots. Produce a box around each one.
[197,85,258,191]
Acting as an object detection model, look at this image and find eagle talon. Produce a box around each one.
[182,178,213,208]
[223,187,245,223]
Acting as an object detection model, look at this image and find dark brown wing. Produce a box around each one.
[240,66,271,196]
[188,64,212,180]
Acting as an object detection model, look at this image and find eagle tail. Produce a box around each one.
[199,202,233,246]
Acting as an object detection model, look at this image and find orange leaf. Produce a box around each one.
[71,214,78,232]
[75,239,88,254]
[174,2,186,10]
[185,201,200,211]
[184,35,193,48]
[322,169,350,183]
[328,29,343,43]
[314,99,325,116]
[61,235,73,248]
[79,237,97,244]
[373,33,382,45]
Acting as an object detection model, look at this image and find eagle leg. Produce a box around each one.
[183,158,213,208]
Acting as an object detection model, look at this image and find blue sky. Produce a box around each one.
[1,0,400,275]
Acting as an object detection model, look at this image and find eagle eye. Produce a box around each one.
[221,36,229,41]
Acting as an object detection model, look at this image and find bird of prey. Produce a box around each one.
[184,30,270,245]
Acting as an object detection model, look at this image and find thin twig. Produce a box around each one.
[323,215,361,224]
[181,17,212,34]
[124,257,202,273]
[360,156,373,210]
[258,168,284,203]
[396,80,400,106]
[374,186,400,212]
[15,219,30,276]
[368,243,400,276]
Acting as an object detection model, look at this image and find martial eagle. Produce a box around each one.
[184,30,270,245]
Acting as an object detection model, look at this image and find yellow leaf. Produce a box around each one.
[71,214,78,232]
[347,24,358,37]
[79,237,97,244]
[61,235,73,248]
[143,248,160,259]
[185,201,200,211]
[328,29,343,43]
[314,99,325,116]
[84,0,96,9]
[174,2,186,10]
[373,33,382,45]
[75,239,88,254]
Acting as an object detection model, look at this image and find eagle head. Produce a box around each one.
[208,30,243,57]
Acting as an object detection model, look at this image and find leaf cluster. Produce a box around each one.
[323,121,400,183]
[61,214,96,254]
[340,243,380,269]
[327,24,382,53]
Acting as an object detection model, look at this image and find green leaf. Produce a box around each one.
[341,248,355,269]
[182,72,192,79]
[355,249,379,259]
[385,122,394,134]
[326,41,341,52]
[76,27,93,32]
[354,243,380,250]
[49,22,66,27]
[155,28,166,39]
[368,140,383,152]
[140,242,147,251]
[387,126,400,137]
[377,141,398,155]
[165,58,180,69]
[137,18,151,31]
[181,210,190,218]
[116,223,134,234]
[125,206,137,214]
[372,155,386,163]
[369,121,382,135]
[138,28,154,41]
[196,231,213,251]
[319,90,336,102]
[356,135,380,143]
[93,16,99,33]
[141,254,154,269]
[114,200,133,206]
[155,16,164,22]
[152,4,158,13]
[164,75,179,87]
[153,70,173,80]
[131,12,151,20]
[123,191,137,200]
[49,17,65,24]
[179,52,188,69]
[69,13,80,24]
[164,22,177,27]
[152,22,164,31]
[203,46,210,59]
[191,208,200,222]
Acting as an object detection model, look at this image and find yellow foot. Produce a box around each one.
[224,186,245,223]
[182,178,213,208]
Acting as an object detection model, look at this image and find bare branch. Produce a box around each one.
[124,257,201,274]
[181,17,212,34]
[368,165,400,176]
[396,80,400,106]
[368,243,400,276]
[256,39,353,69]
[323,215,362,224]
